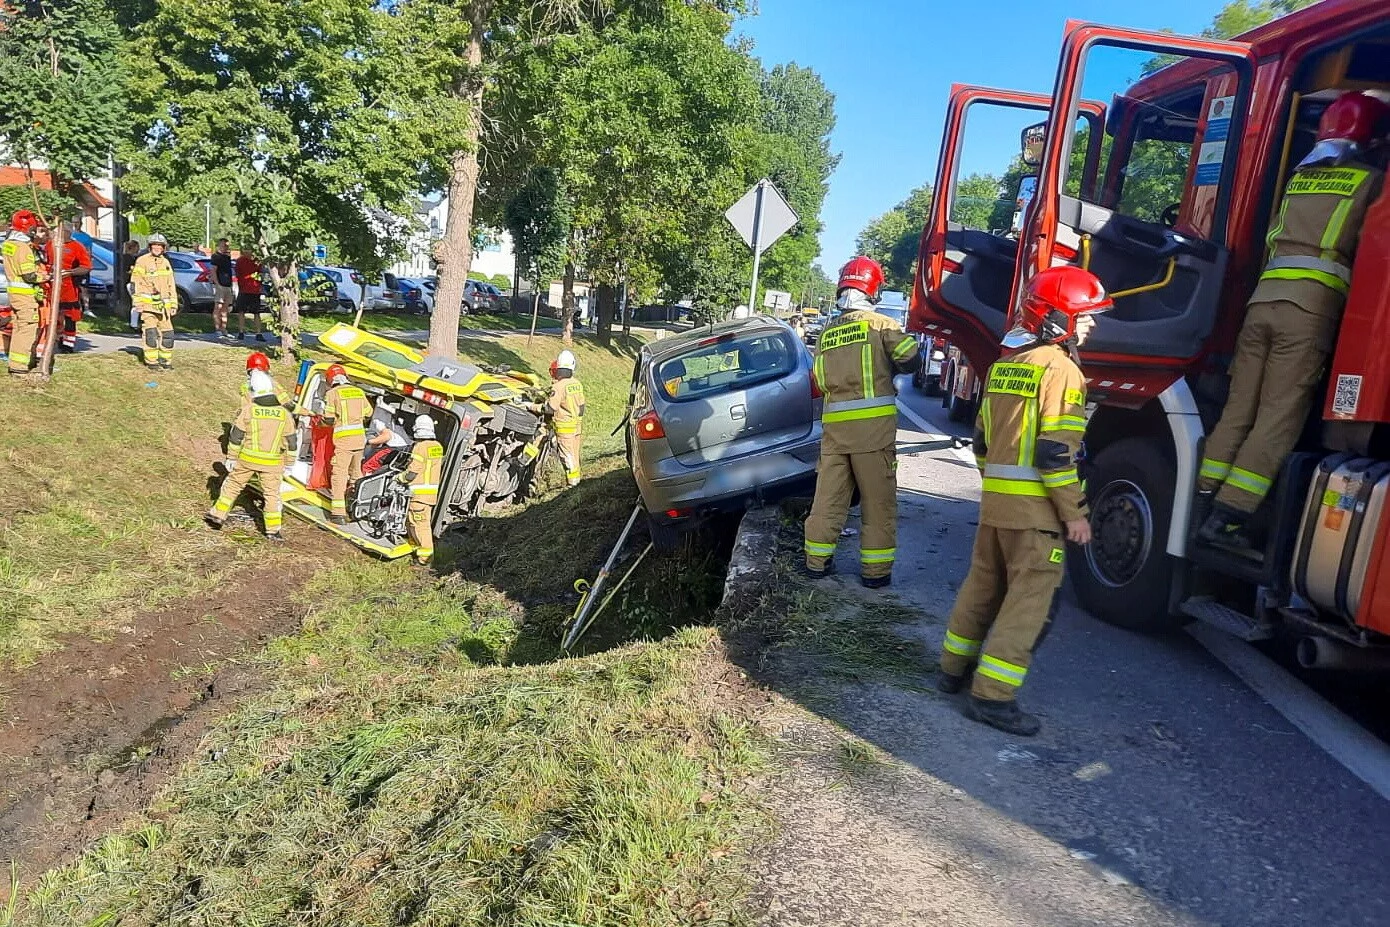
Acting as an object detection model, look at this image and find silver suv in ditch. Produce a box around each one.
[626,316,821,543]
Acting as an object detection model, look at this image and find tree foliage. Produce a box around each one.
[856,183,933,291]
[504,167,570,292]
[122,0,463,352]
[0,0,126,186]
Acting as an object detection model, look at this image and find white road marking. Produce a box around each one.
[1188,622,1390,802]
[895,395,977,465]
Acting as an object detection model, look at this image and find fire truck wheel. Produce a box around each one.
[947,386,975,424]
[1068,436,1183,632]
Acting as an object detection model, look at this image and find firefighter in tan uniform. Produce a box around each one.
[548,349,586,487]
[803,256,920,588]
[400,414,444,564]
[132,233,178,370]
[939,266,1110,737]
[3,210,49,375]
[320,363,372,523]
[1199,92,1389,551]
[205,369,297,540]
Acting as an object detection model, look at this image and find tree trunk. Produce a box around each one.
[560,260,575,345]
[37,222,64,379]
[270,259,300,358]
[620,279,631,342]
[429,18,488,359]
[596,282,616,348]
[527,291,541,347]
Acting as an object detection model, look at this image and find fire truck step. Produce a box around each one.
[1179,596,1275,642]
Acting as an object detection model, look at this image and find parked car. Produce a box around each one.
[394,276,433,313]
[166,251,216,312]
[309,265,385,313]
[464,279,496,313]
[625,316,821,545]
[912,335,947,397]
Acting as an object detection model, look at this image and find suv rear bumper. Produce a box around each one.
[636,438,820,520]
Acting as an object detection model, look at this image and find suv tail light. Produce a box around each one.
[636,410,665,440]
[195,260,211,283]
[351,271,364,285]
[809,370,822,399]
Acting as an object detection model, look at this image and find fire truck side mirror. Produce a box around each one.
[1021,122,1046,168]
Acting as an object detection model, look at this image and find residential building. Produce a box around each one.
[389,195,516,285]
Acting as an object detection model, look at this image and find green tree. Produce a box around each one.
[504,167,571,343]
[539,1,760,345]
[856,182,932,291]
[1142,0,1320,74]
[0,0,125,376]
[123,0,456,355]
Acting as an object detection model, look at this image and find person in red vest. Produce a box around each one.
[233,247,268,342]
[39,222,92,355]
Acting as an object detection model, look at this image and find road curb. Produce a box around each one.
[723,506,782,607]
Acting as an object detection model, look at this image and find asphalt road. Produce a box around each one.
[811,377,1390,927]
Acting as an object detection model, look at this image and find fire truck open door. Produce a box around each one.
[909,86,1105,376]
[1014,23,1258,379]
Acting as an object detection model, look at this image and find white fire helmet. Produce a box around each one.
[556,349,577,372]
[413,414,436,440]
[247,370,275,398]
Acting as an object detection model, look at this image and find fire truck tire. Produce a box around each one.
[947,386,975,424]
[1068,436,1183,633]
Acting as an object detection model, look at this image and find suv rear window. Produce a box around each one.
[656,330,797,402]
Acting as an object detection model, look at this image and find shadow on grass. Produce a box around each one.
[438,467,738,666]
[456,336,536,376]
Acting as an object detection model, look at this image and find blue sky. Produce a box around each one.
[735,0,1230,266]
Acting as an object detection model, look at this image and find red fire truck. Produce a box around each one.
[909,1,1390,669]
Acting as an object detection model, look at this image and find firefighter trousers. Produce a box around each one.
[209,464,284,535]
[330,441,364,517]
[140,309,175,366]
[558,433,582,487]
[804,447,898,580]
[941,525,1065,702]
[407,500,435,562]
[6,296,38,373]
[1198,301,1335,514]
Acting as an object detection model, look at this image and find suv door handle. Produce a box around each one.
[730,404,746,420]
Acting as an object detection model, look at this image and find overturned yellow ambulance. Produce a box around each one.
[283,323,554,558]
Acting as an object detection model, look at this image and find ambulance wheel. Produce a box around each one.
[1068,436,1183,633]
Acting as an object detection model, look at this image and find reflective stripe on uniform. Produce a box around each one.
[823,395,897,423]
[977,654,1028,688]
[334,424,366,439]
[1262,255,1352,285]
[812,353,826,392]
[892,337,916,360]
[1260,267,1349,294]
[981,478,1049,497]
[554,421,581,434]
[860,343,875,398]
[1225,466,1272,498]
[5,284,37,296]
[1040,467,1080,488]
[860,547,895,564]
[1200,457,1231,481]
[411,483,439,496]
[1041,414,1086,432]
[943,631,982,658]
[238,448,283,466]
[805,539,836,557]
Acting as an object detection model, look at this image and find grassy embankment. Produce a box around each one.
[4,329,770,926]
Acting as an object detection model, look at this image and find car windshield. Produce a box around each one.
[656,330,797,402]
[875,307,907,328]
[355,343,419,370]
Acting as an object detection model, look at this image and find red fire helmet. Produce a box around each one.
[1318,91,1390,146]
[837,256,885,300]
[1004,265,1113,347]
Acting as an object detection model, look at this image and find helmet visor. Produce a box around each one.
[1297,138,1358,170]
[1001,325,1035,348]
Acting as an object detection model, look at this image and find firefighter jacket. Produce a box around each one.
[973,342,1087,531]
[2,232,42,307]
[404,439,444,502]
[548,376,586,436]
[44,238,92,305]
[323,383,372,450]
[132,252,177,314]
[1251,159,1385,324]
[812,309,920,455]
[228,395,297,472]
[241,377,294,410]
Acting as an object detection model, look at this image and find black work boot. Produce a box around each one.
[861,573,891,590]
[966,696,1041,737]
[936,671,967,695]
[1192,490,1215,535]
[266,531,285,543]
[1198,506,1254,552]
[203,514,224,530]
[802,560,835,579]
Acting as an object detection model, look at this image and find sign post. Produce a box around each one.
[725,179,798,315]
